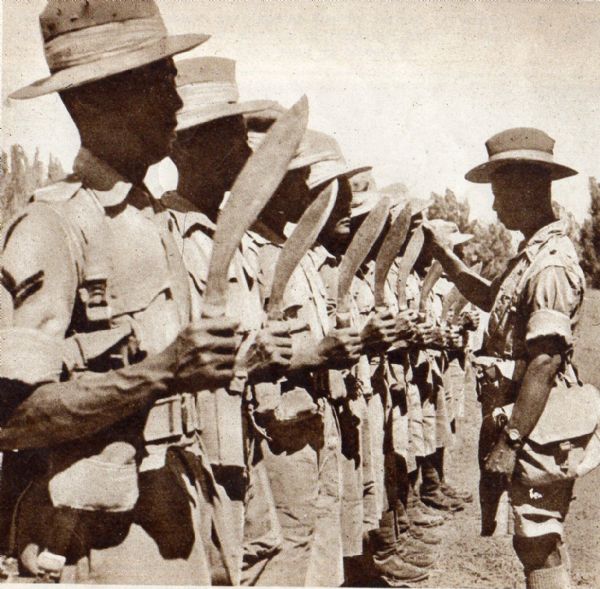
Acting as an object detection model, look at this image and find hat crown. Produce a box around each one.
[485,127,555,158]
[176,57,236,88]
[40,0,160,41]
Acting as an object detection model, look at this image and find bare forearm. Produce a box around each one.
[0,351,176,450]
[433,245,493,311]
[509,352,562,438]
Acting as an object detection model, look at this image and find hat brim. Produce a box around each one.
[289,153,337,172]
[176,99,277,131]
[350,190,381,218]
[10,33,210,100]
[450,233,474,246]
[310,165,373,191]
[465,157,578,183]
[391,197,432,221]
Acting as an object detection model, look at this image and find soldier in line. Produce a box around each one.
[247,123,399,585]
[347,192,439,586]
[248,130,363,586]
[162,57,301,583]
[405,228,467,517]
[384,199,451,550]
[425,128,585,589]
[307,143,401,583]
[425,220,476,503]
[0,0,246,583]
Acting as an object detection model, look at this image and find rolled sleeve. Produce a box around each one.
[525,266,577,347]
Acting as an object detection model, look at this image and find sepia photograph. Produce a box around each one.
[1,1,599,587]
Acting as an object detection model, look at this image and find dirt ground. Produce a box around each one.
[421,290,600,589]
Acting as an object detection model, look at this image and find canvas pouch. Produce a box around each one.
[497,381,600,486]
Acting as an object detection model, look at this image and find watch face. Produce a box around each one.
[506,428,522,445]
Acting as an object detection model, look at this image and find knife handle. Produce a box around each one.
[336,311,352,329]
[200,300,227,320]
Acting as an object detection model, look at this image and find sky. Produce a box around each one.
[2,0,599,223]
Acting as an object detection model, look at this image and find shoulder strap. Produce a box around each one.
[38,184,115,327]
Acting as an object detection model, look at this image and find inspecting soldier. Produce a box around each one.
[424,128,585,589]
[0,0,243,583]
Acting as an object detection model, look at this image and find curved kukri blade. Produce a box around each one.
[418,259,444,313]
[336,196,391,316]
[202,95,309,317]
[396,226,424,309]
[267,186,337,318]
[374,203,412,308]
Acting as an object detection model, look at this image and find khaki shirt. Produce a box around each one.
[164,192,265,467]
[0,149,190,450]
[483,220,585,370]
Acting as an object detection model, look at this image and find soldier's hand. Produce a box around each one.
[173,318,240,389]
[447,324,464,349]
[319,327,362,369]
[361,309,397,352]
[395,308,419,340]
[460,310,480,331]
[484,436,517,482]
[421,221,449,258]
[435,324,454,348]
[411,320,436,346]
[243,320,293,381]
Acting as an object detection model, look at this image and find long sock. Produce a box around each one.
[420,454,441,495]
[526,565,571,589]
[396,455,410,508]
[433,447,445,482]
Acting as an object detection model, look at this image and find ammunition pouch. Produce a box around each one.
[495,380,600,486]
[48,443,139,513]
[143,392,201,443]
[472,356,522,413]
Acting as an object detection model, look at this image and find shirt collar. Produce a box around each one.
[308,244,337,270]
[517,219,566,262]
[73,148,133,208]
[161,191,216,237]
[250,220,285,247]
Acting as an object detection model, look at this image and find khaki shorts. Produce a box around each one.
[510,479,574,539]
[406,382,425,462]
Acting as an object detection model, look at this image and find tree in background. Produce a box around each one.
[579,178,600,287]
[0,145,64,224]
[553,200,582,259]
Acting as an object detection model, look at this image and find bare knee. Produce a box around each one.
[513,533,562,571]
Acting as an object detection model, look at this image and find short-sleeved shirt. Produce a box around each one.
[163,192,265,467]
[483,220,585,370]
[0,149,191,454]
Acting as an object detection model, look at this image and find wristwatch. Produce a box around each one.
[504,427,524,450]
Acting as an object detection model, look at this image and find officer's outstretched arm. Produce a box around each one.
[422,224,493,311]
